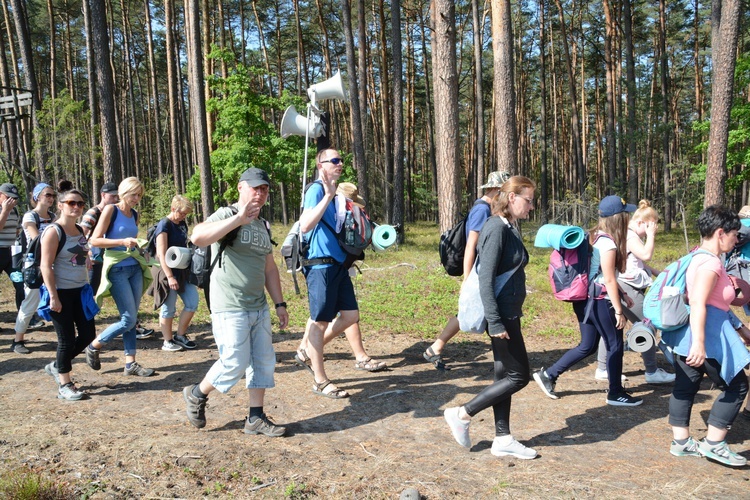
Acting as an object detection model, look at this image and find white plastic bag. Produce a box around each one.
[457,264,487,333]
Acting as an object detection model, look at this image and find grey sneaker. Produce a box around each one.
[28,315,45,329]
[123,362,155,377]
[85,346,101,371]
[533,369,559,399]
[244,414,286,437]
[162,340,184,352]
[444,407,471,448]
[11,341,30,354]
[173,334,197,349]
[183,384,208,428]
[670,437,702,457]
[44,362,60,384]
[58,383,84,401]
[491,437,537,460]
[697,439,747,467]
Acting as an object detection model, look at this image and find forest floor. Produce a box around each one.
[1,309,749,499]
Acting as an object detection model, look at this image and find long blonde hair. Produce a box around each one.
[491,176,536,218]
[592,212,629,273]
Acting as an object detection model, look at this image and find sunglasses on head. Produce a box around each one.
[62,200,85,208]
[322,157,343,165]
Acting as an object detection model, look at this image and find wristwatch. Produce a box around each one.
[274,302,287,309]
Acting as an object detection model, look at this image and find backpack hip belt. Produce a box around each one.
[301,257,337,267]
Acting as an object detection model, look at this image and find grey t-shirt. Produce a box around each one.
[51,226,89,289]
[207,206,272,313]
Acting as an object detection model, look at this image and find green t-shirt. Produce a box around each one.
[207,206,272,313]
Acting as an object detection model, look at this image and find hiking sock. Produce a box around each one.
[87,343,98,351]
[673,437,689,446]
[705,439,721,446]
[192,385,207,399]
[249,407,264,421]
[125,362,133,369]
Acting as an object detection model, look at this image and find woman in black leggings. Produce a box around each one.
[40,181,96,401]
[443,176,537,460]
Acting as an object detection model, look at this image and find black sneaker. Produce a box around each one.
[10,341,30,354]
[183,384,208,428]
[135,326,154,339]
[533,368,559,400]
[85,346,101,370]
[173,334,197,349]
[243,413,286,437]
[606,390,643,406]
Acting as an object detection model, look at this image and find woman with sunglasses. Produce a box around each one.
[11,182,57,354]
[40,181,94,400]
[86,177,155,377]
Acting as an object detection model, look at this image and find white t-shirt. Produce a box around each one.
[618,229,652,289]
[592,232,617,299]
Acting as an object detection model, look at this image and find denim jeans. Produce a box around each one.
[160,282,199,318]
[205,308,275,392]
[97,264,142,356]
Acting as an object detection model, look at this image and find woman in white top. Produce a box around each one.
[594,200,675,384]
[11,182,57,354]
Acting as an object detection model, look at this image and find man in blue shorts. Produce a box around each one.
[299,148,359,399]
[423,170,509,370]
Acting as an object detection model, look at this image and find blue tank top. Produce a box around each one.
[106,206,139,268]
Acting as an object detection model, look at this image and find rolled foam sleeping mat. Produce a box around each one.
[534,224,586,250]
[372,224,397,251]
[626,321,656,353]
[164,246,192,269]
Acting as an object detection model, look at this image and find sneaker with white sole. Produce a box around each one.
[173,334,197,349]
[491,437,537,460]
[44,362,60,384]
[243,414,286,437]
[28,315,45,329]
[606,390,642,406]
[594,368,627,382]
[85,346,101,370]
[183,384,208,428]
[670,437,702,457]
[123,362,154,377]
[444,407,471,448]
[645,368,675,384]
[533,369,559,399]
[58,383,84,401]
[135,326,154,339]
[162,340,184,352]
[697,439,747,467]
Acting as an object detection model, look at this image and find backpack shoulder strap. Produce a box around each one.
[45,223,67,258]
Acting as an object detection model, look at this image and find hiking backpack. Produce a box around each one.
[144,218,166,258]
[22,223,84,289]
[439,200,489,276]
[12,211,41,269]
[547,233,608,302]
[642,249,713,331]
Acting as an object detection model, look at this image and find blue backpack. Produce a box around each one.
[643,249,713,331]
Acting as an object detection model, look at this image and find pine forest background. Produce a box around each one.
[0,0,749,234]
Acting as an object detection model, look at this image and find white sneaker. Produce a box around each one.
[594,368,627,382]
[491,437,537,460]
[444,407,471,448]
[162,340,184,352]
[644,368,675,384]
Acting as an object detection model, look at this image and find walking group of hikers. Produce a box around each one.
[1,157,749,466]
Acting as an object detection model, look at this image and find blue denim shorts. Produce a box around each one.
[305,264,358,322]
[205,308,276,392]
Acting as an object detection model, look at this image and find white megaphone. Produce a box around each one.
[280,106,323,139]
[307,70,348,106]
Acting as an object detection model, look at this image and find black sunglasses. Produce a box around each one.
[322,157,343,165]
[62,200,85,208]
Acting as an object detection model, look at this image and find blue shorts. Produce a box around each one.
[305,264,358,322]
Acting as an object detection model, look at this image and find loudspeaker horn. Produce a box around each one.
[280,106,322,139]
[307,70,348,105]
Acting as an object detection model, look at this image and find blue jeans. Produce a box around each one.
[160,282,199,318]
[205,308,275,392]
[97,264,143,356]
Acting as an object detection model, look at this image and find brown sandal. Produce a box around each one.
[294,348,315,376]
[354,358,387,372]
[312,380,349,399]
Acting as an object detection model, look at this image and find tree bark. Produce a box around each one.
[492,0,518,176]
[623,0,638,201]
[472,0,485,197]
[391,0,404,235]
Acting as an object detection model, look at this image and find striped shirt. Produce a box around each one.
[0,207,19,248]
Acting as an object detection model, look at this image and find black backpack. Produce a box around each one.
[439,200,489,276]
[22,223,84,289]
[12,211,41,269]
[144,218,167,258]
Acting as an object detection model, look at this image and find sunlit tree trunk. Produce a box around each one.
[391,0,404,235]
[492,0,518,176]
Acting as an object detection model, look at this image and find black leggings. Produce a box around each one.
[547,299,625,394]
[463,318,530,436]
[0,247,25,309]
[49,287,96,374]
[668,355,748,430]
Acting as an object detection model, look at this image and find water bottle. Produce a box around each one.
[24,253,35,268]
[9,270,23,283]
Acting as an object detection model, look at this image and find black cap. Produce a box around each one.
[239,168,270,188]
[101,182,118,194]
[0,183,20,199]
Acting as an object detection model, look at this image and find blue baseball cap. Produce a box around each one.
[599,195,636,217]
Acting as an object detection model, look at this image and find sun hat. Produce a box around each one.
[336,182,366,208]
[479,171,511,190]
[599,195,636,217]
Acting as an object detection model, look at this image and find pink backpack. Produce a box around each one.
[548,233,609,301]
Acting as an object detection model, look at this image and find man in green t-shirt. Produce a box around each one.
[182,167,289,437]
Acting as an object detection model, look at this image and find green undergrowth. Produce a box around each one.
[0,467,74,499]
